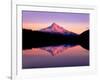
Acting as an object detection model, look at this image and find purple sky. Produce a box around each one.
[22,10,89,34]
[22,11,89,23]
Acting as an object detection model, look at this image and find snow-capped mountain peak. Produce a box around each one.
[41,23,69,33]
[40,23,78,36]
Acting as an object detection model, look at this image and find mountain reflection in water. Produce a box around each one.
[22,44,89,69]
[41,44,76,56]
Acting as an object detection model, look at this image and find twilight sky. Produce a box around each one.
[22,10,89,34]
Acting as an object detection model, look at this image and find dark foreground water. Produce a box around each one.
[22,44,89,69]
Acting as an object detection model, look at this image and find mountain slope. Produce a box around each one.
[40,23,77,35]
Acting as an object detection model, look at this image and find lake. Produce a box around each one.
[22,45,89,69]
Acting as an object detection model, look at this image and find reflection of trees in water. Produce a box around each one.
[79,30,89,50]
[80,43,89,50]
[23,29,89,51]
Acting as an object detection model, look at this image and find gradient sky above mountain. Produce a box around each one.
[22,11,89,34]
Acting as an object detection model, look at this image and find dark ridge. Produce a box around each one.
[78,30,89,50]
[22,29,89,50]
[22,29,78,49]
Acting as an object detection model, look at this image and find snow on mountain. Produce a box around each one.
[40,23,77,35]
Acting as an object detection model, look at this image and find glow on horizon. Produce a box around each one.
[22,11,89,34]
[23,22,89,34]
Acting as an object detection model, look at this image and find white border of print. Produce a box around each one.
[11,2,97,80]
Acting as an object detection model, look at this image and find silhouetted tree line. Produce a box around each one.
[22,29,89,50]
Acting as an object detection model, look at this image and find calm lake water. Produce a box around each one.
[22,45,89,69]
